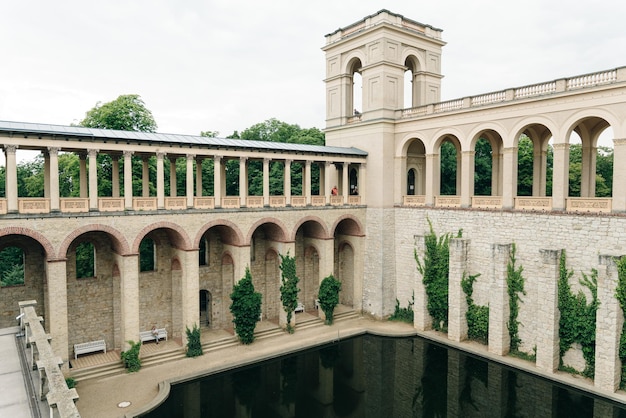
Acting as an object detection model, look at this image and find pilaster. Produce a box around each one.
[488,243,512,355]
[448,238,469,342]
[414,235,431,331]
[536,249,561,372]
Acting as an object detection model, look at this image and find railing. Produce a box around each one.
[291,196,306,207]
[246,196,264,208]
[566,197,611,213]
[60,198,89,213]
[133,197,157,211]
[98,197,124,212]
[330,196,344,206]
[514,196,552,211]
[347,114,362,124]
[311,196,326,206]
[435,196,461,207]
[401,68,622,119]
[348,195,361,205]
[19,198,50,214]
[221,197,240,209]
[403,195,426,206]
[471,196,502,209]
[194,197,215,209]
[0,198,6,214]
[269,196,286,207]
[164,197,186,210]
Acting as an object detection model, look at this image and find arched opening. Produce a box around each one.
[333,217,363,310]
[405,138,426,196]
[199,289,211,327]
[294,219,326,312]
[139,237,155,272]
[347,58,363,116]
[404,55,420,108]
[474,138,493,196]
[439,139,460,196]
[407,169,416,195]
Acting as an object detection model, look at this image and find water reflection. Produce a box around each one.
[144,336,626,418]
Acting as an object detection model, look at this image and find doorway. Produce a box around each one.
[199,289,211,327]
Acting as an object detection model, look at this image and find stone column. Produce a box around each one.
[88,149,98,210]
[195,157,203,198]
[156,152,165,209]
[239,157,247,207]
[460,151,474,207]
[612,138,626,212]
[448,238,469,342]
[551,142,569,211]
[263,158,270,206]
[47,147,60,212]
[359,163,366,204]
[112,156,120,198]
[186,154,194,208]
[44,153,50,198]
[123,151,133,210]
[213,155,222,208]
[425,153,437,206]
[414,235,431,331]
[488,243,511,355]
[502,146,518,209]
[594,254,623,392]
[318,162,326,198]
[279,241,296,330]
[46,260,69,362]
[284,159,292,205]
[169,157,177,197]
[536,249,561,373]
[533,145,548,196]
[180,249,199,346]
[341,162,349,204]
[304,160,312,205]
[79,153,87,198]
[4,145,18,212]
[120,254,140,351]
[141,156,150,197]
[580,142,596,197]
[318,238,335,321]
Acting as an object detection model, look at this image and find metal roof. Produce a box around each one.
[0,120,368,157]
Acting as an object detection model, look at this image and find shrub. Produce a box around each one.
[279,253,300,333]
[389,295,414,323]
[121,340,142,372]
[65,377,76,389]
[230,267,262,344]
[185,324,203,357]
[318,274,341,325]
[461,272,488,344]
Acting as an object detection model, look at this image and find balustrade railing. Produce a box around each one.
[514,196,552,211]
[164,197,186,210]
[133,197,157,211]
[19,198,50,214]
[194,197,215,209]
[60,198,89,213]
[221,197,240,209]
[246,196,264,208]
[291,196,306,207]
[403,195,426,206]
[435,195,461,207]
[566,197,611,213]
[311,196,326,206]
[471,196,502,209]
[98,197,124,212]
[269,196,286,207]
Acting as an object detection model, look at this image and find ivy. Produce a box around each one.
[615,256,626,388]
[507,244,526,352]
[185,324,203,357]
[318,274,341,325]
[557,250,599,378]
[415,219,457,332]
[389,294,415,323]
[461,272,489,344]
[230,267,262,344]
[279,252,300,334]
[121,340,142,372]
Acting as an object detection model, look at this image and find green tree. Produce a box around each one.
[474,138,492,196]
[78,94,157,132]
[318,274,341,325]
[440,141,457,195]
[279,253,300,333]
[230,267,262,344]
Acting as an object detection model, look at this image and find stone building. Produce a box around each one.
[3,9,626,396]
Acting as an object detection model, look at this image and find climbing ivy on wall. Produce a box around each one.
[279,252,300,334]
[507,244,526,353]
[415,219,457,332]
[461,272,489,344]
[557,250,599,378]
[614,256,626,388]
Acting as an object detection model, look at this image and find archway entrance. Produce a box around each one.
[199,289,211,327]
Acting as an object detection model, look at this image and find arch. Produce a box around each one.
[331,215,365,237]
[397,134,428,157]
[468,125,506,151]
[430,129,464,154]
[291,216,330,241]
[132,221,192,253]
[0,227,55,260]
[58,224,129,259]
[245,217,290,245]
[171,258,182,271]
[343,53,365,75]
[195,219,245,248]
[221,252,234,265]
[562,108,621,144]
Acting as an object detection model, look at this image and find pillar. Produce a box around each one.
[141,156,150,197]
[305,160,312,204]
[324,161,332,204]
[284,159,292,205]
[112,156,120,198]
[460,151,474,207]
[263,158,270,206]
[448,238,469,342]
[79,152,87,199]
[488,243,511,355]
[4,145,18,212]
[318,162,326,198]
[612,138,626,212]
[120,254,140,351]
[180,249,200,346]
[551,142,569,211]
[502,146,518,209]
[239,157,247,206]
[186,154,194,208]
[44,153,50,199]
[46,260,69,362]
[195,157,203,198]
[414,235,432,331]
[536,249,561,373]
[123,151,133,210]
[533,144,548,196]
[156,152,165,209]
[88,149,98,210]
[47,147,60,212]
[580,142,596,197]
[594,254,623,392]
[213,155,222,207]
[169,157,177,197]
[424,153,437,206]
[341,162,348,204]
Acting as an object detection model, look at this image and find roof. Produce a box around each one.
[0,120,368,157]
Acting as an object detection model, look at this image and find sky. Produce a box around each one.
[1,0,625,140]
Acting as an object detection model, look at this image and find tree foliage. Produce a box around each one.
[78,94,157,132]
[279,253,300,333]
[185,324,203,357]
[506,244,526,352]
[318,274,341,325]
[461,272,488,344]
[230,267,262,344]
[0,246,24,287]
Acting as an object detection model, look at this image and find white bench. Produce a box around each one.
[74,340,106,359]
[139,328,168,344]
[295,302,305,313]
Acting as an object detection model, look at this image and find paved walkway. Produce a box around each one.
[0,327,34,418]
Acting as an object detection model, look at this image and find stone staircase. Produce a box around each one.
[70,309,360,382]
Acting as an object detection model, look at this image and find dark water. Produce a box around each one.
[144,335,626,418]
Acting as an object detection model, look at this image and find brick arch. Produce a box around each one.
[246,217,290,245]
[195,219,244,248]
[290,215,330,241]
[58,224,129,259]
[132,221,192,253]
[331,215,365,237]
[0,227,56,260]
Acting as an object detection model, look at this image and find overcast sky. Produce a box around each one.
[1,0,625,139]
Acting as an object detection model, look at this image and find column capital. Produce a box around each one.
[502,147,517,154]
[213,154,222,163]
[462,150,476,156]
[87,149,99,158]
[3,145,18,154]
[156,151,166,159]
[553,143,569,151]
[284,159,293,165]
[123,150,134,158]
[240,156,248,163]
[186,153,195,161]
[305,160,312,167]
[325,160,332,168]
[263,157,271,164]
[46,146,61,155]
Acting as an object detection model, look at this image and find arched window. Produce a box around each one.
[407,169,416,195]
[139,237,155,272]
[0,246,24,287]
[347,58,363,117]
[76,242,95,278]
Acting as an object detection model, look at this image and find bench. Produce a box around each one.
[74,340,106,360]
[295,302,305,313]
[139,328,168,344]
